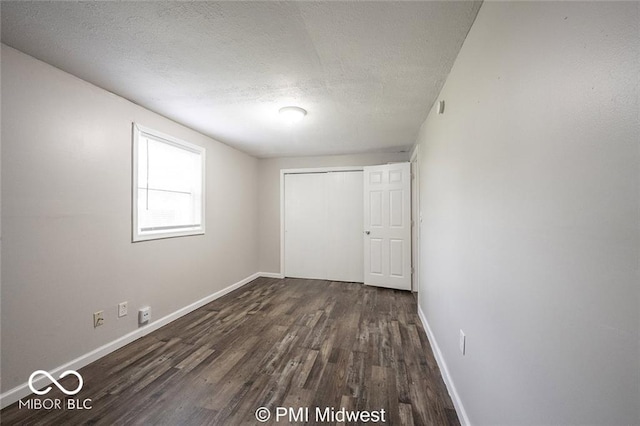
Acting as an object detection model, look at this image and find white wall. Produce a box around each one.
[258,152,410,274]
[1,45,259,394]
[414,2,639,425]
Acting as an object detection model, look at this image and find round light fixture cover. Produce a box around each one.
[279,106,307,124]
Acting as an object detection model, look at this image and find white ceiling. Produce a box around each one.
[1,1,481,158]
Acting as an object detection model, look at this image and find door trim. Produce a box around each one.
[410,145,420,293]
[280,166,365,277]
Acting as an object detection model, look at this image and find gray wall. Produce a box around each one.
[414,2,639,424]
[1,45,259,393]
[258,152,410,274]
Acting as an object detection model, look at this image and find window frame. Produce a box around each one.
[132,123,206,242]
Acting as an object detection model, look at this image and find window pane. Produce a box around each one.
[147,137,201,194]
[138,189,200,231]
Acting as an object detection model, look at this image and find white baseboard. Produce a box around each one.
[417,305,471,426]
[0,271,270,409]
[258,271,284,279]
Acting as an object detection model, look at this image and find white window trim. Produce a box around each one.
[132,123,206,242]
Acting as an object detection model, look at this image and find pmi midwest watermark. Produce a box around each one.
[255,406,387,423]
[19,370,92,411]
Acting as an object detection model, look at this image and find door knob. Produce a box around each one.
[365,231,370,235]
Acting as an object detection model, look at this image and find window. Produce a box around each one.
[132,124,205,241]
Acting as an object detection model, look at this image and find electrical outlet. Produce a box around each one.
[459,329,466,355]
[118,301,128,317]
[93,311,104,328]
[138,306,151,324]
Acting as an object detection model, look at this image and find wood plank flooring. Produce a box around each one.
[1,277,458,425]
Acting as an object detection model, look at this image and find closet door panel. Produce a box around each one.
[284,173,328,280]
[326,171,364,282]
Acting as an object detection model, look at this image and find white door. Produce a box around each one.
[284,171,364,282]
[363,163,412,290]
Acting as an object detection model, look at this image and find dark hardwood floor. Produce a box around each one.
[1,277,458,425]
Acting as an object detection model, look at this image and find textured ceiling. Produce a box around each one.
[1,1,481,158]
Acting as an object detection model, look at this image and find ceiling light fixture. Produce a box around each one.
[279,106,307,124]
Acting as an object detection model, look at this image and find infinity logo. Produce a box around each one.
[28,370,83,396]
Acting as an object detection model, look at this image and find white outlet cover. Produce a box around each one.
[93,311,104,328]
[138,306,151,324]
[118,302,128,317]
[459,329,466,355]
